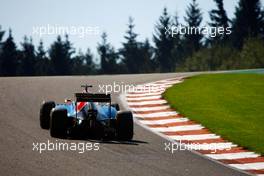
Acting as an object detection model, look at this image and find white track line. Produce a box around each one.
[151,84,175,88]
[229,162,264,170]
[126,92,163,97]
[139,118,189,125]
[184,143,237,150]
[156,80,183,85]
[169,134,220,141]
[205,152,260,160]
[154,84,173,88]
[147,79,183,86]
[134,111,178,118]
[130,105,170,112]
[127,100,167,106]
[132,88,166,92]
[128,87,165,92]
[152,80,182,84]
[135,84,170,88]
[151,124,204,132]
[126,95,161,101]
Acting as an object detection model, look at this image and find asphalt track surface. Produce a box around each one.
[0,73,249,176]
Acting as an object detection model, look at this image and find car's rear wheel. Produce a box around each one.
[40,101,55,129]
[50,109,68,138]
[116,111,133,140]
[111,103,120,111]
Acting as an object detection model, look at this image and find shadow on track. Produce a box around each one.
[64,136,148,146]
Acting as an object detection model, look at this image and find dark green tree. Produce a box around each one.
[183,0,203,55]
[83,49,96,74]
[72,49,96,75]
[35,40,53,75]
[208,0,230,44]
[49,35,74,75]
[19,36,36,75]
[0,26,5,75]
[138,39,155,73]
[97,32,119,74]
[72,51,84,75]
[232,0,264,48]
[0,29,18,76]
[103,47,119,74]
[64,34,75,61]
[171,13,184,68]
[97,32,117,74]
[120,17,141,73]
[153,8,174,72]
[0,26,4,46]
[98,32,107,73]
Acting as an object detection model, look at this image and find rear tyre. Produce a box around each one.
[50,109,68,138]
[40,101,55,129]
[116,111,133,140]
[111,103,120,111]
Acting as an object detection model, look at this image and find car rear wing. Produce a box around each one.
[75,93,111,103]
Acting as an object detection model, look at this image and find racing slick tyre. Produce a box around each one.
[116,111,133,140]
[40,101,55,129]
[111,103,120,111]
[50,109,68,138]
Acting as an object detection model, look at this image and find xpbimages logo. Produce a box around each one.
[164,141,231,154]
[165,25,232,38]
[32,24,100,38]
[32,140,100,154]
[98,81,166,94]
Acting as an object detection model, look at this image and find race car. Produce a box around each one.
[39,85,133,140]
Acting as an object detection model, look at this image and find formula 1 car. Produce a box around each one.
[39,85,133,140]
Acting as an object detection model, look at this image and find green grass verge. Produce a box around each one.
[163,73,264,155]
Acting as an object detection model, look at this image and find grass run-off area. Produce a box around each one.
[163,73,264,155]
